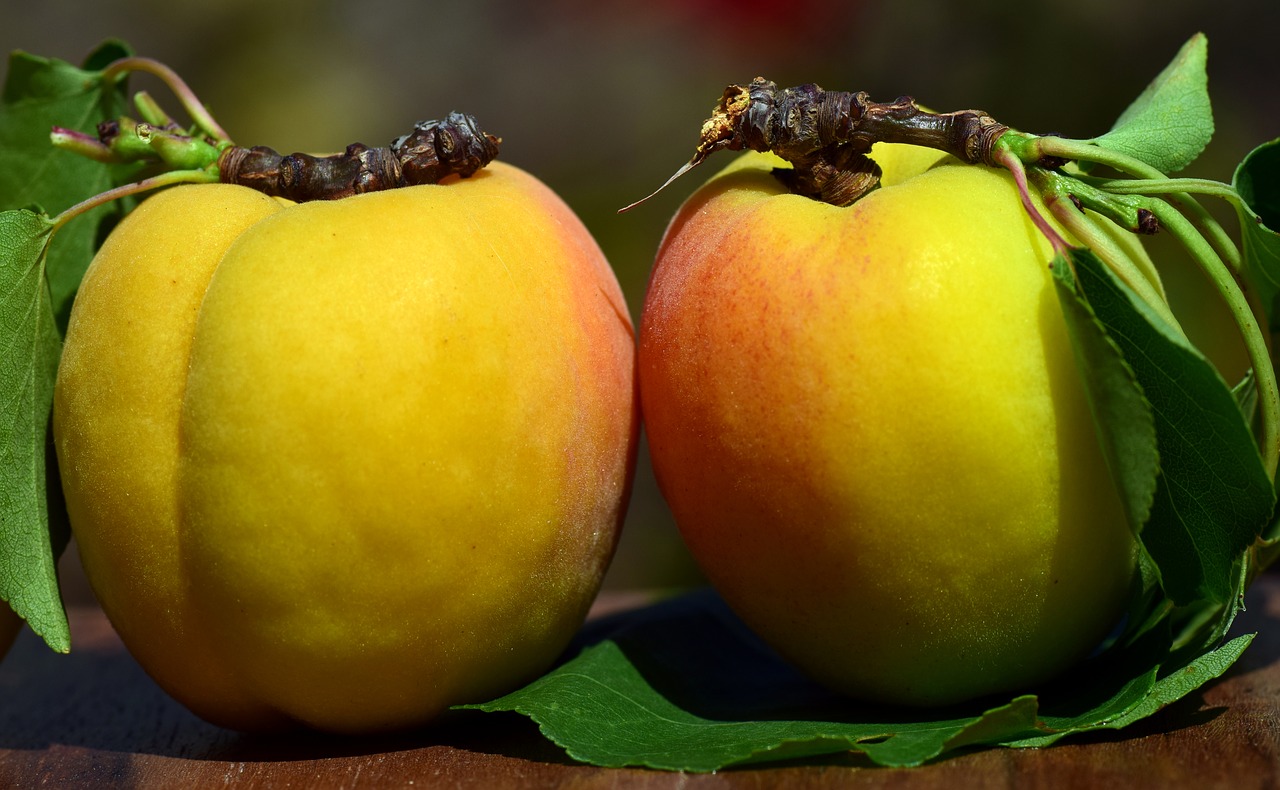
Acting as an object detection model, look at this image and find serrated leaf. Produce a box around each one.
[460,587,1249,772]
[0,40,136,333]
[1115,632,1252,721]
[1008,630,1251,748]
[1051,252,1159,536]
[461,591,1043,770]
[1232,138,1280,333]
[1068,247,1273,605]
[1090,33,1213,174]
[0,208,68,653]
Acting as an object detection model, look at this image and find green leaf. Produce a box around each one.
[461,592,1041,770]
[1232,138,1280,332]
[461,588,1248,771]
[0,208,68,652]
[0,41,138,654]
[1090,33,1213,174]
[1051,253,1159,537]
[1066,247,1274,605]
[1008,630,1252,748]
[1112,632,1252,723]
[0,40,135,333]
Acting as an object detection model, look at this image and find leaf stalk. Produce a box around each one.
[98,57,231,144]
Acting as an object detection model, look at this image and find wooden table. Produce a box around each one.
[4,579,1280,789]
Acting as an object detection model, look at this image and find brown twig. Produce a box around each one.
[623,78,1010,210]
[218,113,501,201]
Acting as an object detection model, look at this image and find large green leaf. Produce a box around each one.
[1051,251,1158,539]
[1090,34,1213,174]
[0,209,67,652]
[462,588,1245,771]
[1067,248,1273,606]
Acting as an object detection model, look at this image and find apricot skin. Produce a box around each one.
[639,148,1137,707]
[53,163,637,732]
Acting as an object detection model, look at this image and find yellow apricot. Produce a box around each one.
[54,163,637,732]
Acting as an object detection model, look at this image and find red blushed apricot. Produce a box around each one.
[640,148,1137,707]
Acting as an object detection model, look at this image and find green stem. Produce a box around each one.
[52,116,226,173]
[1171,197,1242,275]
[1059,207,1182,334]
[99,57,231,143]
[1030,170,1182,332]
[1084,177,1245,274]
[1086,177,1241,201]
[49,169,218,233]
[49,127,115,163]
[1033,137,1243,275]
[132,90,179,130]
[1148,198,1280,479]
[1033,137,1163,179]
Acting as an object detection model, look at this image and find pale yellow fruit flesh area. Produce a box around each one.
[641,148,1135,706]
[55,163,636,732]
[54,184,289,729]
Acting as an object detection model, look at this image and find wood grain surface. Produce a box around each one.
[3,578,1279,789]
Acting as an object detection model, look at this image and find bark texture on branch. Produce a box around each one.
[690,78,1010,206]
[218,112,500,201]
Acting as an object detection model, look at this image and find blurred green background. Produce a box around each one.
[5,0,1277,595]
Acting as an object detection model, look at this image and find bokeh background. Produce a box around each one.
[5,0,1277,596]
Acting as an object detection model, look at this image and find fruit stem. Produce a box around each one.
[90,116,227,172]
[1086,176,1240,201]
[1031,140,1275,459]
[54,107,502,204]
[1031,136,1159,179]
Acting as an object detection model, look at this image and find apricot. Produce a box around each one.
[639,148,1138,706]
[54,163,637,732]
